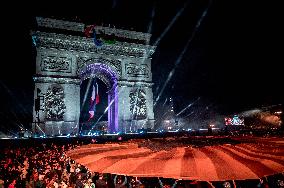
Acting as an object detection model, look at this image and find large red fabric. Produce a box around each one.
[67,137,284,181]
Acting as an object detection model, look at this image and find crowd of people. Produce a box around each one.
[135,136,241,151]
[0,141,89,188]
[0,136,283,188]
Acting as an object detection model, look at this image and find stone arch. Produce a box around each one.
[32,17,156,137]
[76,56,122,80]
[80,63,118,133]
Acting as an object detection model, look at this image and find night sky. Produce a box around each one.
[0,0,283,133]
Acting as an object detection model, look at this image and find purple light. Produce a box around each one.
[107,84,118,133]
[114,85,118,132]
[81,63,117,85]
[80,63,118,133]
[108,92,111,132]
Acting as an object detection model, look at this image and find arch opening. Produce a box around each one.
[79,63,118,133]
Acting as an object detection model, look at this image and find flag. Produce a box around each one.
[84,25,95,38]
[95,82,100,104]
[88,84,96,121]
[93,27,103,46]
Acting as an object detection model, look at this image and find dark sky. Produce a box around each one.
[0,0,283,133]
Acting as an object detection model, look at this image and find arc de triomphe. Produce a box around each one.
[32,17,156,136]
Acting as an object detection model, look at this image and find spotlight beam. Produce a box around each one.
[176,97,200,116]
[0,81,32,121]
[154,0,212,105]
[130,1,188,115]
[147,1,156,35]
[140,0,189,65]
[152,0,190,47]
[162,98,168,107]
[81,77,93,110]
[0,126,17,137]
[88,85,122,133]
[125,3,157,123]
[184,111,194,118]
[0,113,25,136]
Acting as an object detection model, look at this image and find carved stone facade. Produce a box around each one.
[36,17,85,32]
[33,32,155,58]
[126,63,150,78]
[43,85,66,121]
[76,56,121,78]
[41,56,72,73]
[32,17,155,136]
[129,88,147,120]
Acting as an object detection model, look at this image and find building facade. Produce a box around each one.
[32,17,156,136]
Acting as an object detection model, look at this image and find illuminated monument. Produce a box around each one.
[32,17,156,136]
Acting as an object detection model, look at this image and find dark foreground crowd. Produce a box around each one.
[0,137,284,188]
